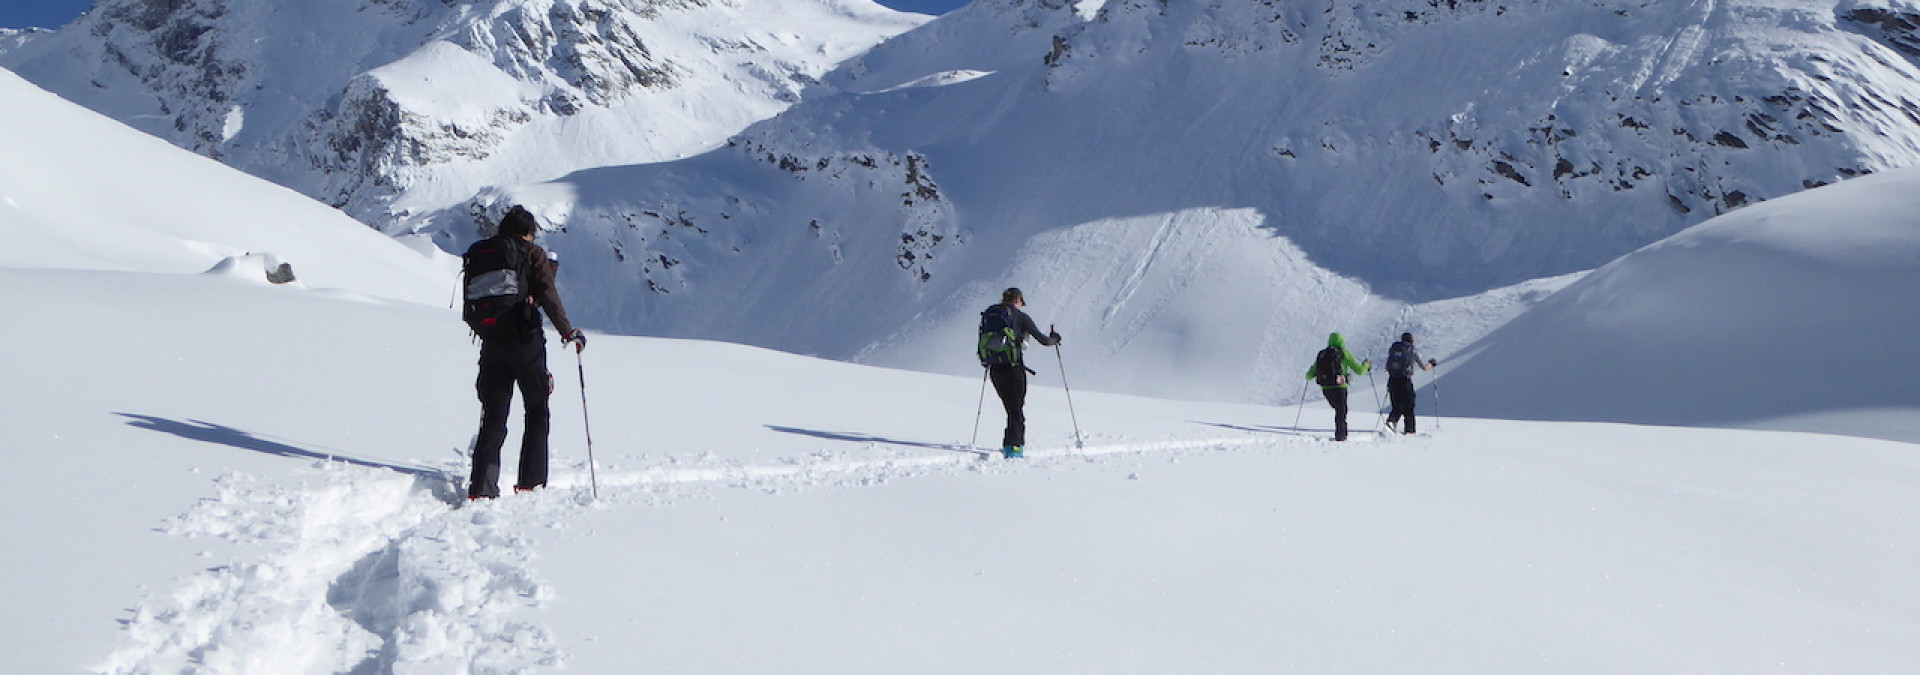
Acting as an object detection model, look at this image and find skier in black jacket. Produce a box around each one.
[1383,332,1436,434]
[978,288,1059,459]
[466,206,585,499]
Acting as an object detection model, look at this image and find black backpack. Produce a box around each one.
[977,305,1022,367]
[462,237,536,340]
[1314,346,1345,387]
[1385,341,1410,377]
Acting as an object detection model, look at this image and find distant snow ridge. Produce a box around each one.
[0,0,925,230]
[0,27,52,54]
[1438,166,1920,444]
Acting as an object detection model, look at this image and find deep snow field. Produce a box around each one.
[4,267,1919,674]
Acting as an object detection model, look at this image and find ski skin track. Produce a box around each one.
[102,429,1372,673]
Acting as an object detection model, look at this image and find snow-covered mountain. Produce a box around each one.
[0,0,925,229]
[12,0,1920,408]
[474,0,1920,403]
[1440,164,1920,444]
[5,17,1920,670]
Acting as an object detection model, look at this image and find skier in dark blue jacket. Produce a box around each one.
[978,288,1059,458]
[1383,332,1436,434]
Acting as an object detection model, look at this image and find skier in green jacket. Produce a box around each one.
[1305,332,1370,441]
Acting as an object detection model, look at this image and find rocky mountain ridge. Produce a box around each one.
[1,0,924,230]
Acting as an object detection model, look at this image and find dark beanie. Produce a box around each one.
[498,205,540,238]
[1002,287,1023,304]
[1401,332,1415,343]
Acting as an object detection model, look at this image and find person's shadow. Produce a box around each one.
[116,413,442,480]
[765,425,986,456]
[1191,421,1327,436]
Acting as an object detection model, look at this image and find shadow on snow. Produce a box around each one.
[116,412,443,480]
[765,425,988,456]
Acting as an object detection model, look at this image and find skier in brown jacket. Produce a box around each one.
[463,206,585,499]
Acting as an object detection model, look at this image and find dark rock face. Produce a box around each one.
[1842,5,1920,59]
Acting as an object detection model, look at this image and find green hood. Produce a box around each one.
[1326,332,1346,349]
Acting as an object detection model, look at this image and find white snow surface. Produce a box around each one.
[1443,164,1920,444]
[5,258,1919,673]
[0,68,455,306]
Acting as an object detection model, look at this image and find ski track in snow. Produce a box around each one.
[100,431,1370,674]
[100,465,561,674]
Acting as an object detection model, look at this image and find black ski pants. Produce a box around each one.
[989,364,1029,449]
[1385,376,1417,434]
[1322,386,1350,441]
[471,337,551,498]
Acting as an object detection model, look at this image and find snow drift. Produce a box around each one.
[0,68,453,305]
[1441,166,1920,444]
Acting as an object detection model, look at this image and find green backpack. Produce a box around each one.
[977,305,1021,367]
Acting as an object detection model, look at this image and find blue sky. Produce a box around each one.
[0,0,966,31]
[874,0,969,15]
[0,0,94,30]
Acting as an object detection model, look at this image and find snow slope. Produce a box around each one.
[1441,165,1920,444]
[4,264,1919,673]
[473,0,1920,405]
[0,68,454,305]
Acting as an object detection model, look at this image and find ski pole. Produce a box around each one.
[970,367,988,449]
[574,348,600,499]
[1292,381,1309,432]
[1366,364,1384,432]
[1430,360,1441,433]
[1051,325,1084,449]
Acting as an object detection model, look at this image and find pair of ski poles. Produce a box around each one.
[971,327,1084,451]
